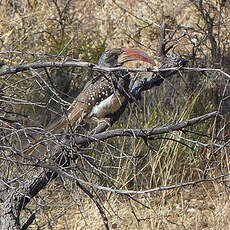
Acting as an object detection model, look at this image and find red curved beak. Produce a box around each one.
[119,48,155,66]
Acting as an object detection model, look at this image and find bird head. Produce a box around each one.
[98,48,155,67]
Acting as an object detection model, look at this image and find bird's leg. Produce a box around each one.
[97,118,112,127]
[89,117,112,135]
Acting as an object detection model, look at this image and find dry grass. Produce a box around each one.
[28,183,230,230]
[1,0,230,229]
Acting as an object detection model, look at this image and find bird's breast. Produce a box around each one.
[88,94,126,119]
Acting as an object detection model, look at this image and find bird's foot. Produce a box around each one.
[89,118,111,135]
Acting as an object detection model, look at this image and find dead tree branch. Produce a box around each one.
[74,111,218,145]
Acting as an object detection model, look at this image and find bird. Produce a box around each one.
[23,48,155,155]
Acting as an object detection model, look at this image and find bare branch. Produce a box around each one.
[75,172,230,195]
[0,60,174,77]
[73,111,219,145]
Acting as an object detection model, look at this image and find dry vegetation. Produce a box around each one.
[1,0,230,229]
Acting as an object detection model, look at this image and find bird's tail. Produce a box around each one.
[23,117,67,156]
[22,105,87,157]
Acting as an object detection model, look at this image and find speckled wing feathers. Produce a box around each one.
[48,73,115,132]
[45,73,117,134]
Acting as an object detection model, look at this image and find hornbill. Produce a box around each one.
[24,48,155,155]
